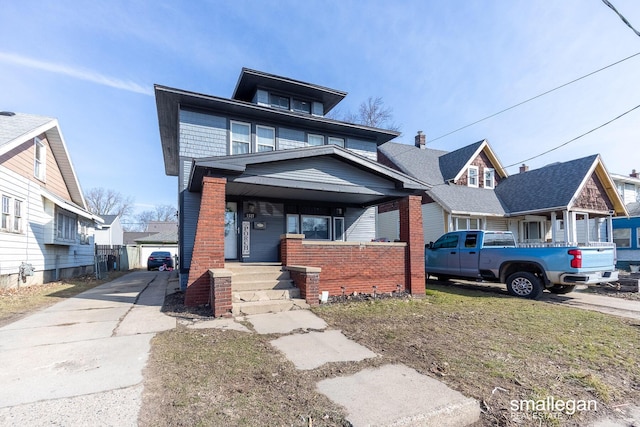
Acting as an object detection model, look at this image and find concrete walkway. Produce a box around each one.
[241,310,480,426]
[0,271,176,427]
[541,285,640,320]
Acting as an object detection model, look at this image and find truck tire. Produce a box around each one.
[548,285,576,294]
[506,272,543,299]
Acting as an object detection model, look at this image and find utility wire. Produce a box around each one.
[429,50,640,143]
[602,0,640,37]
[504,104,640,168]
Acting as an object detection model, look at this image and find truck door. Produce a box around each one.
[426,232,461,276]
[458,232,480,278]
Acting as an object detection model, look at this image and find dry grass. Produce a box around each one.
[0,271,130,327]
[142,283,640,427]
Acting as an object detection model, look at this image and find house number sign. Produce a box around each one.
[242,221,251,257]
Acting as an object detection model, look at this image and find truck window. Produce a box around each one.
[483,232,516,247]
[464,233,478,248]
[433,233,459,249]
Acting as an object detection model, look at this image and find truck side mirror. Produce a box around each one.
[425,242,434,249]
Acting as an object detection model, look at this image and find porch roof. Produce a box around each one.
[188,145,430,207]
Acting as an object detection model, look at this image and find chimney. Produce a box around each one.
[519,164,529,174]
[630,169,638,178]
[415,131,426,149]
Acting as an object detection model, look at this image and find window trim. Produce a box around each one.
[56,208,78,242]
[484,168,495,189]
[468,166,479,187]
[13,199,22,233]
[307,134,324,147]
[256,125,275,152]
[300,214,331,240]
[333,217,345,241]
[34,137,46,181]
[1,195,9,231]
[230,120,251,155]
[613,228,631,248]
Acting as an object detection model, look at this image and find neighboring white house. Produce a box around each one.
[0,112,102,288]
[94,214,124,246]
[611,170,640,268]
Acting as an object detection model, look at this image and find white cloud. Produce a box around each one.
[0,51,152,96]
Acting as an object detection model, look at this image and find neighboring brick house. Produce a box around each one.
[377,134,627,246]
[0,112,102,288]
[610,170,640,269]
[155,68,428,314]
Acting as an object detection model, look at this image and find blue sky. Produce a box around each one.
[1,1,639,218]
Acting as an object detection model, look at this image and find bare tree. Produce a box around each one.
[332,97,400,131]
[85,187,134,218]
[135,204,177,231]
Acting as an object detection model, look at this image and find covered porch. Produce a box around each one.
[184,146,429,315]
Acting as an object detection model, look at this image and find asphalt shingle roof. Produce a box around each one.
[0,112,53,147]
[430,184,506,215]
[495,155,598,214]
[438,140,484,182]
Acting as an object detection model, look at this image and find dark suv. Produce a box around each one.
[147,251,174,271]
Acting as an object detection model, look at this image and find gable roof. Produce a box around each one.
[99,215,119,226]
[495,155,627,216]
[0,112,89,211]
[439,140,486,182]
[378,141,447,184]
[189,144,430,207]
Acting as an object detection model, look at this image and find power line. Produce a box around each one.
[504,104,640,168]
[602,0,640,37]
[429,51,640,143]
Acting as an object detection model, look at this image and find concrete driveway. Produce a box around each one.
[0,271,176,426]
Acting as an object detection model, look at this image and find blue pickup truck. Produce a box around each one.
[425,230,619,299]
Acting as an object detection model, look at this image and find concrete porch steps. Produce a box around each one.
[227,263,309,316]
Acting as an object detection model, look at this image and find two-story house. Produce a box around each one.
[611,170,640,269]
[377,134,627,247]
[0,112,101,288]
[155,68,428,315]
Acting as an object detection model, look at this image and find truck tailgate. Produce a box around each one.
[579,247,616,270]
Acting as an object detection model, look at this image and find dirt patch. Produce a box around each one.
[143,286,640,426]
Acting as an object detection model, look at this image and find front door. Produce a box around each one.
[224,202,238,259]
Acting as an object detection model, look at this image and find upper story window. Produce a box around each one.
[307,134,324,146]
[484,168,495,189]
[230,121,251,154]
[292,99,311,114]
[256,125,275,152]
[328,137,344,148]
[468,166,479,187]
[34,137,46,181]
[269,93,290,110]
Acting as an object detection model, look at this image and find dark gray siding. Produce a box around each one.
[278,127,305,150]
[243,201,285,262]
[179,110,227,157]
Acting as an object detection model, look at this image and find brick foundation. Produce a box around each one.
[287,265,321,306]
[209,269,233,317]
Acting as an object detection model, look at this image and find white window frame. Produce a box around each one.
[484,168,495,189]
[230,121,251,155]
[333,217,345,241]
[1,195,9,230]
[637,227,640,248]
[468,166,478,187]
[13,199,22,233]
[56,209,78,242]
[307,134,324,147]
[34,137,46,181]
[613,228,631,248]
[256,125,275,152]
[286,214,300,234]
[328,137,344,148]
[453,216,481,231]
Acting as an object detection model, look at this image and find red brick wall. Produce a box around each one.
[399,195,425,295]
[186,177,226,306]
[281,237,407,296]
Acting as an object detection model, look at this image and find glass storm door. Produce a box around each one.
[224,202,238,259]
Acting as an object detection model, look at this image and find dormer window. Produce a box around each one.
[292,99,311,114]
[269,93,290,110]
[468,166,478,187]
[484,168,495,189]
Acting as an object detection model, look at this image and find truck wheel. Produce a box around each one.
[548,285,576,294]
[506,272,543,299]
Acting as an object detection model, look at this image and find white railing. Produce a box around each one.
[517,241,616,248]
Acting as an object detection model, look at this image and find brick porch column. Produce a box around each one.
[399,195,425,296]
[185,176,226,307]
